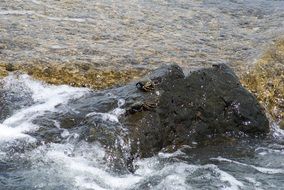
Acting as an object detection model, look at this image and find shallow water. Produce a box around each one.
[0,74,283,190]
[1,0,284,71]
[0,0,284,190]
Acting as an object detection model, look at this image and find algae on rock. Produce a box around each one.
[241,39,284,121]
[0,61,148,90]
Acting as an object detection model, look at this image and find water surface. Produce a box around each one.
[0,0,284,189]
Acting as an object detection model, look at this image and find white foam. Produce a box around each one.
[155,174,189,190]
[0,74,88,142]
[86,112,119,123]
[244,177,263,189]
[256,147,284,155]
[61,129,70,138]
[210,156,284,174]
[25,142,252,190]
[134,156,160,176]
[75,177,107,190]
[86,102,126,124]
[38,143,141,189]
[0,123,37,142]
[158,149,186,159]
[215,167,244,190]
[190,164,244,190]
[153,162,197,190]
[136,158,244,190]
[271,122,284,142]
[110,107,126,117]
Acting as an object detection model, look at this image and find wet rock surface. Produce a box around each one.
[35,64,269,163]
[123,64,269,158]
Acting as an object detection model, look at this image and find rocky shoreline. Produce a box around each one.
[26,63,269,173]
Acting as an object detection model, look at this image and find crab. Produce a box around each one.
[126,100,159,115]
[142,100,158,110]
[136,80,155,92]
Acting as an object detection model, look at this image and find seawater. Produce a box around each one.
[0,0,284,189]
[0,74,283,190]
[1,0,284,71]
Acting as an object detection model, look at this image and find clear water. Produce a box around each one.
[1,0,284,70]
[0,0,284,190]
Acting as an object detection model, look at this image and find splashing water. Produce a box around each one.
[0,74,283,190]
[0,0,284,189]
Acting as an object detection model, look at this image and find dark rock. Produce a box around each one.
[122,64,269,157]
[158,64,269,147]
[30,64,268,169]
